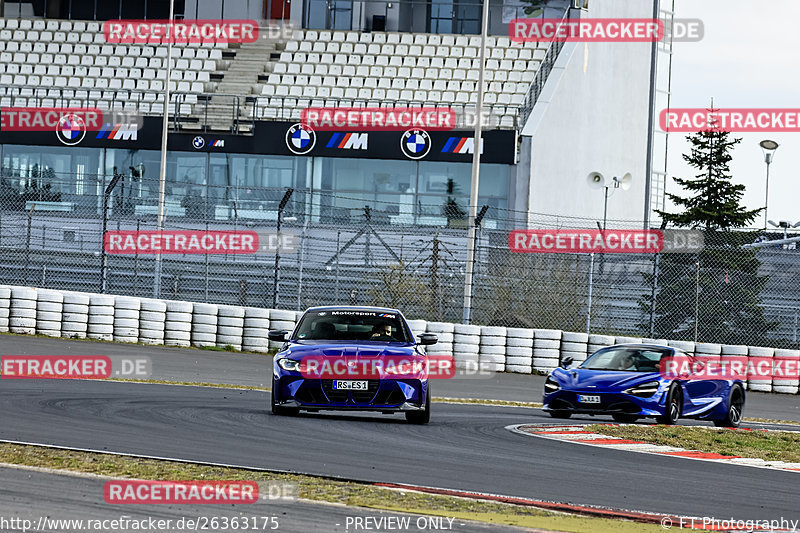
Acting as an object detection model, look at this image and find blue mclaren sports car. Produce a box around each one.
[543,344,745,427]
[269,306,437,424]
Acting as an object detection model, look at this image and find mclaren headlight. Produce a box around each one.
[278,358,301,372]
[544,375,560,394]
[624,381,660,398]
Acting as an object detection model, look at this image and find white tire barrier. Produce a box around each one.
[87,294,114,341]
[588,334,615,357]
[562,331,589,343]
[615,336,643,345]
[35,290,63,337]
[773,349,800,394]
[747,346,774,392]
[191,303,218,348]
[479,326,507,372]
[216,305,244,350]
[480,335,505,346]
[667,340,695,354]
[427,321,454,357]
[138,299,166,345]
[534,329,561,340]
[0,286,10,333]
[243,307,271,352]
[10,287,37,335]
[269,309,295,322]
[533,339,560,350]
[505,327,533,372]
[533,329,562,373]
[406,319,427,339]
[453,343,480,355]
[454,323,481,335]
[61,291,90,338]
[481,326,507,337]
[507,336,534,348]
[164,300,193,347]
[113,297,140,343]
[427,321,455,334]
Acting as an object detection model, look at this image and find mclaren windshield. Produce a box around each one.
[579,346,671,372]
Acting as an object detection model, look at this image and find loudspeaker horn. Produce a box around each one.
[617,172,633,191]
[586,172,605,189]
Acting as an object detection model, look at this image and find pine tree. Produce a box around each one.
[641,109,774,344]
[658,110,761,229]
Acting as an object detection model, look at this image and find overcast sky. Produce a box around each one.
[666,0,799,229]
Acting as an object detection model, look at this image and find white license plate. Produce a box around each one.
[333,380,368,391]
[578,395,601,404]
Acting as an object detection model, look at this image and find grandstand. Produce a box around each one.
[0,0,663,231]
[0,18,543,131]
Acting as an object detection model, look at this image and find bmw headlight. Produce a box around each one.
[624,381,660,398]
[278,358,301,372]
[544,375,560,394]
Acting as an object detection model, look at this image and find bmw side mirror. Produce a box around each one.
[268,330,288,342]
[417,333,438,345]
[561,356,574,368]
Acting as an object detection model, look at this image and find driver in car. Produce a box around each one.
[618,351,637,371]
[371,324,394,341]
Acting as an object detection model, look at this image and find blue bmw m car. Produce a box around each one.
[269,306,437,424]
[543,344,745,427]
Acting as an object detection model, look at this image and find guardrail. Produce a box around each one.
[1,284,798,395]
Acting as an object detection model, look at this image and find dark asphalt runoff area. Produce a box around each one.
[0,465,521,533]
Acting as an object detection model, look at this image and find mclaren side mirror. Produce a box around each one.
[561,356,574,369]
[268,330,288,342]
[417,333,438,345]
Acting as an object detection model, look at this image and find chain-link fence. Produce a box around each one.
[1,180,798,349]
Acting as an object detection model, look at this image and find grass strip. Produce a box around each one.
[0,442,673,533]
[588,424,800,463]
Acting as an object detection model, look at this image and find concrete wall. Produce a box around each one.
[522,0,656,229]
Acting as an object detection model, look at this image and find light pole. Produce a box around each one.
[760,139,779,230]
[100,168,124,293]
[461,0,490,325]
[272,188,294,309]
[153,0,176,298]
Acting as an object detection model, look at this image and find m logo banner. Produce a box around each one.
[326,132,368,150]
[96,123,138,141]
[441,137,483,154]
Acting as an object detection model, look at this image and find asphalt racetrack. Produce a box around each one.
[1,335,799,527]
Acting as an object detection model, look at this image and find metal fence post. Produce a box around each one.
[585,253,595,334]
[694,256,700,342]
[24,205,34,284]
[649,252,660,337]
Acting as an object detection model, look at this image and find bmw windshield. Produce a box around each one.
[292,309,412,342]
